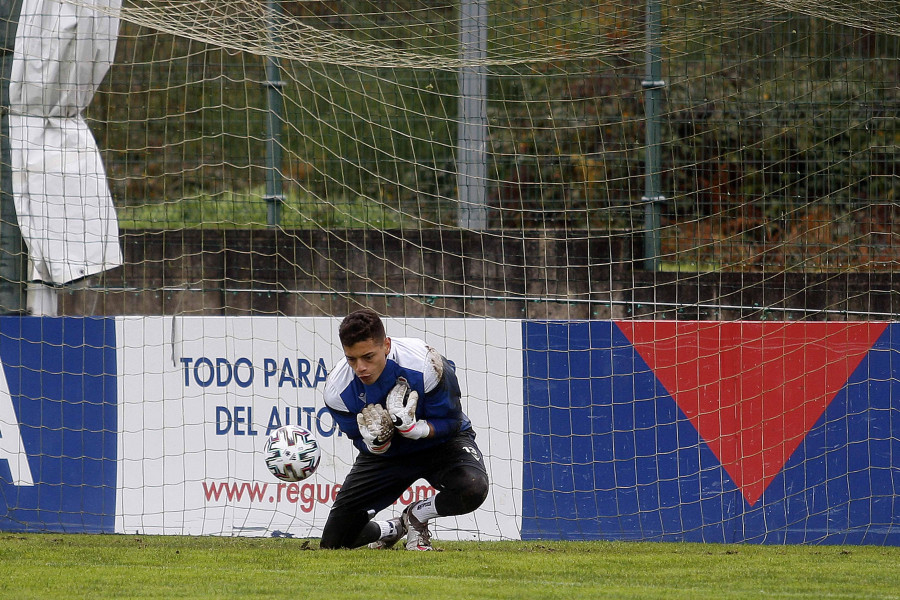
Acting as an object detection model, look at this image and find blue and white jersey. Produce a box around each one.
[323,337,472,456]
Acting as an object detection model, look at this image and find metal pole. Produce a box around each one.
[642,0,665,270]
[457,0,488,230]
[264,0,285,227]
[0,0,27,313]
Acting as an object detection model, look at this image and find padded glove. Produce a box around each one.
[357,403,394,453]
[386,377,430,439]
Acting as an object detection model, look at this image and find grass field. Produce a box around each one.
[1,534,898,599]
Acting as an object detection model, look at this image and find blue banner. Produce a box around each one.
[0,317,117,533]
[521,321,900,544]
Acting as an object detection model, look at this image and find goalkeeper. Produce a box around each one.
[320,308,489,551]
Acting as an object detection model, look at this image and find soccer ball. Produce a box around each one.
[264,425,321,482]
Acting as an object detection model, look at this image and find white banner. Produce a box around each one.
[115,316,523,540]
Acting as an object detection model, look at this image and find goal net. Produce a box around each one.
[0,0,897,544]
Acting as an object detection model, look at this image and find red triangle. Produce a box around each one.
[616,321,886,506]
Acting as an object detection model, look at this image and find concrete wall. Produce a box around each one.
[59,229,900,320]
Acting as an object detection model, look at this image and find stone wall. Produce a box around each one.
[58,229,900,320]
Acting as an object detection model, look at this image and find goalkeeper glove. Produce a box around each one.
[357,404,394,454]
[386,377,430,440]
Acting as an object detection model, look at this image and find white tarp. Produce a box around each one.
[8,0,121,285]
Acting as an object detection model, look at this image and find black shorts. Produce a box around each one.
[330,429,488,517]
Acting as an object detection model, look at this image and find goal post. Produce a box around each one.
[0,0,898,543]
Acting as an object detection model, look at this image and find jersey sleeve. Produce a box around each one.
[418,349,468,439]
[323,363,367,452]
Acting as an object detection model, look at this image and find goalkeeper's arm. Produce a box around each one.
[387,350,465,440]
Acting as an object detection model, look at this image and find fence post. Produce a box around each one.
[264,0,285,228]
[457,0,488,230]
[0,0,26,313]
[642,0,665,270]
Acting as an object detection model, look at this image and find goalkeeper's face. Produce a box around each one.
[343,336,391,385]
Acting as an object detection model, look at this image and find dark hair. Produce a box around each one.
[339,308,386,347]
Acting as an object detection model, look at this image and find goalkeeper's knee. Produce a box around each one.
[436,465,489,516]
[320,508,372,549]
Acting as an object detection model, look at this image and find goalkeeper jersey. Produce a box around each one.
[323,337,473,457]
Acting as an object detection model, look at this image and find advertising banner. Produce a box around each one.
[521,321,900,544]
[2,316,898,545]
[0,317,117,533]
[115,316,523,540]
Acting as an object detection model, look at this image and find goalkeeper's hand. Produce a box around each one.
[386,377,431,440]
[357,404,394,454]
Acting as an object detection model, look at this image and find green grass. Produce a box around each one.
[1,535,899,599]
[116,187,410,230]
